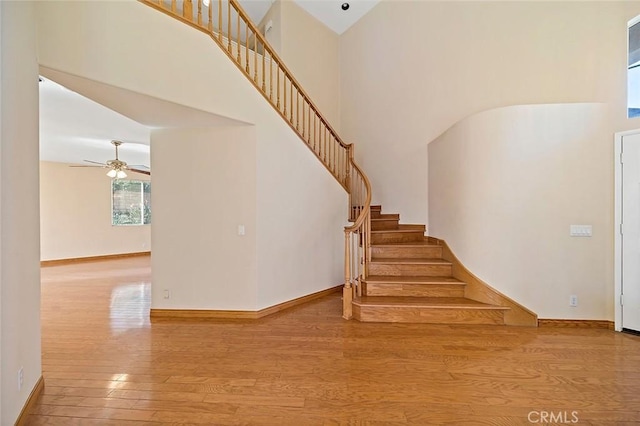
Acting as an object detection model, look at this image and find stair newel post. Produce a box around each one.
[343,230,353,319]
[183,0,193,19]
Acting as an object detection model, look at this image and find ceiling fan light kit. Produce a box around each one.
[106,168,127,179]
[70,140,150,178]
[105,142,129,178]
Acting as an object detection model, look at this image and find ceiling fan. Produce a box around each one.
[71,140,150,178]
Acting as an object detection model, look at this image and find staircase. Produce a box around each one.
[353,205,510,325]
[140,0,537,326]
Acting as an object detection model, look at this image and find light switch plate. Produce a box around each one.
[570,225,592,237]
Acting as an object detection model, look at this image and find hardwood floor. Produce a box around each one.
[25,256,640,425]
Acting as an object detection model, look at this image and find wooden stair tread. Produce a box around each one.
[365,275,465,285]
[371,214,399,221]
[370,258,451,265]
[371,224,424,233]
[372,241,437,247]
[353,296,509,310]
[353,205,519,325]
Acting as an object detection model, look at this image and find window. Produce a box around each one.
[629,17,640,118]
[112,180,151,226]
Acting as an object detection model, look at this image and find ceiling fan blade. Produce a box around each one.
[129,168,151,176]
[69,165,103,168]
[84,160,108,166]
[128,164,150,170]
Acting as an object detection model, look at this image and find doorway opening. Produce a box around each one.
[615,129,640,332]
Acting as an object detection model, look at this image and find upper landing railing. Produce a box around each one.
[140,0,371,319]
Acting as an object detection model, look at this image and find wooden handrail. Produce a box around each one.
[139,0,371,320]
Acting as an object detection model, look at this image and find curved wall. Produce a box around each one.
[429,103,611,319]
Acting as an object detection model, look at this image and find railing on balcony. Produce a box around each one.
[140,0,371,319]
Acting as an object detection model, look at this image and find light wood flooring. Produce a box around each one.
[25,256,640,425]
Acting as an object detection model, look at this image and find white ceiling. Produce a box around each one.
[39,68,246,168]
[40,78,153,167]
[240,0,379,35]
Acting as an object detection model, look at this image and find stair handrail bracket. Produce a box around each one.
[140,0,371,320]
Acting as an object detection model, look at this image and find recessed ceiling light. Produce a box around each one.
[341,3,350,11]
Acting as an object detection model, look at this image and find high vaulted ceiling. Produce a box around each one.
[240,0,379,35]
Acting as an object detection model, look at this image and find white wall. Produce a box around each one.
[256,117,346,309]
[429,104,612,320]
[340,1,640,225]
[254,3,346,307]
[1,1,42,423]
[40,161,151,261]
[35,1,347,311]
[151,127,258,310]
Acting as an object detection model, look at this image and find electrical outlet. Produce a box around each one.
[18,367,24,391]
[163,289,170,299]
[569,295,578,307]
